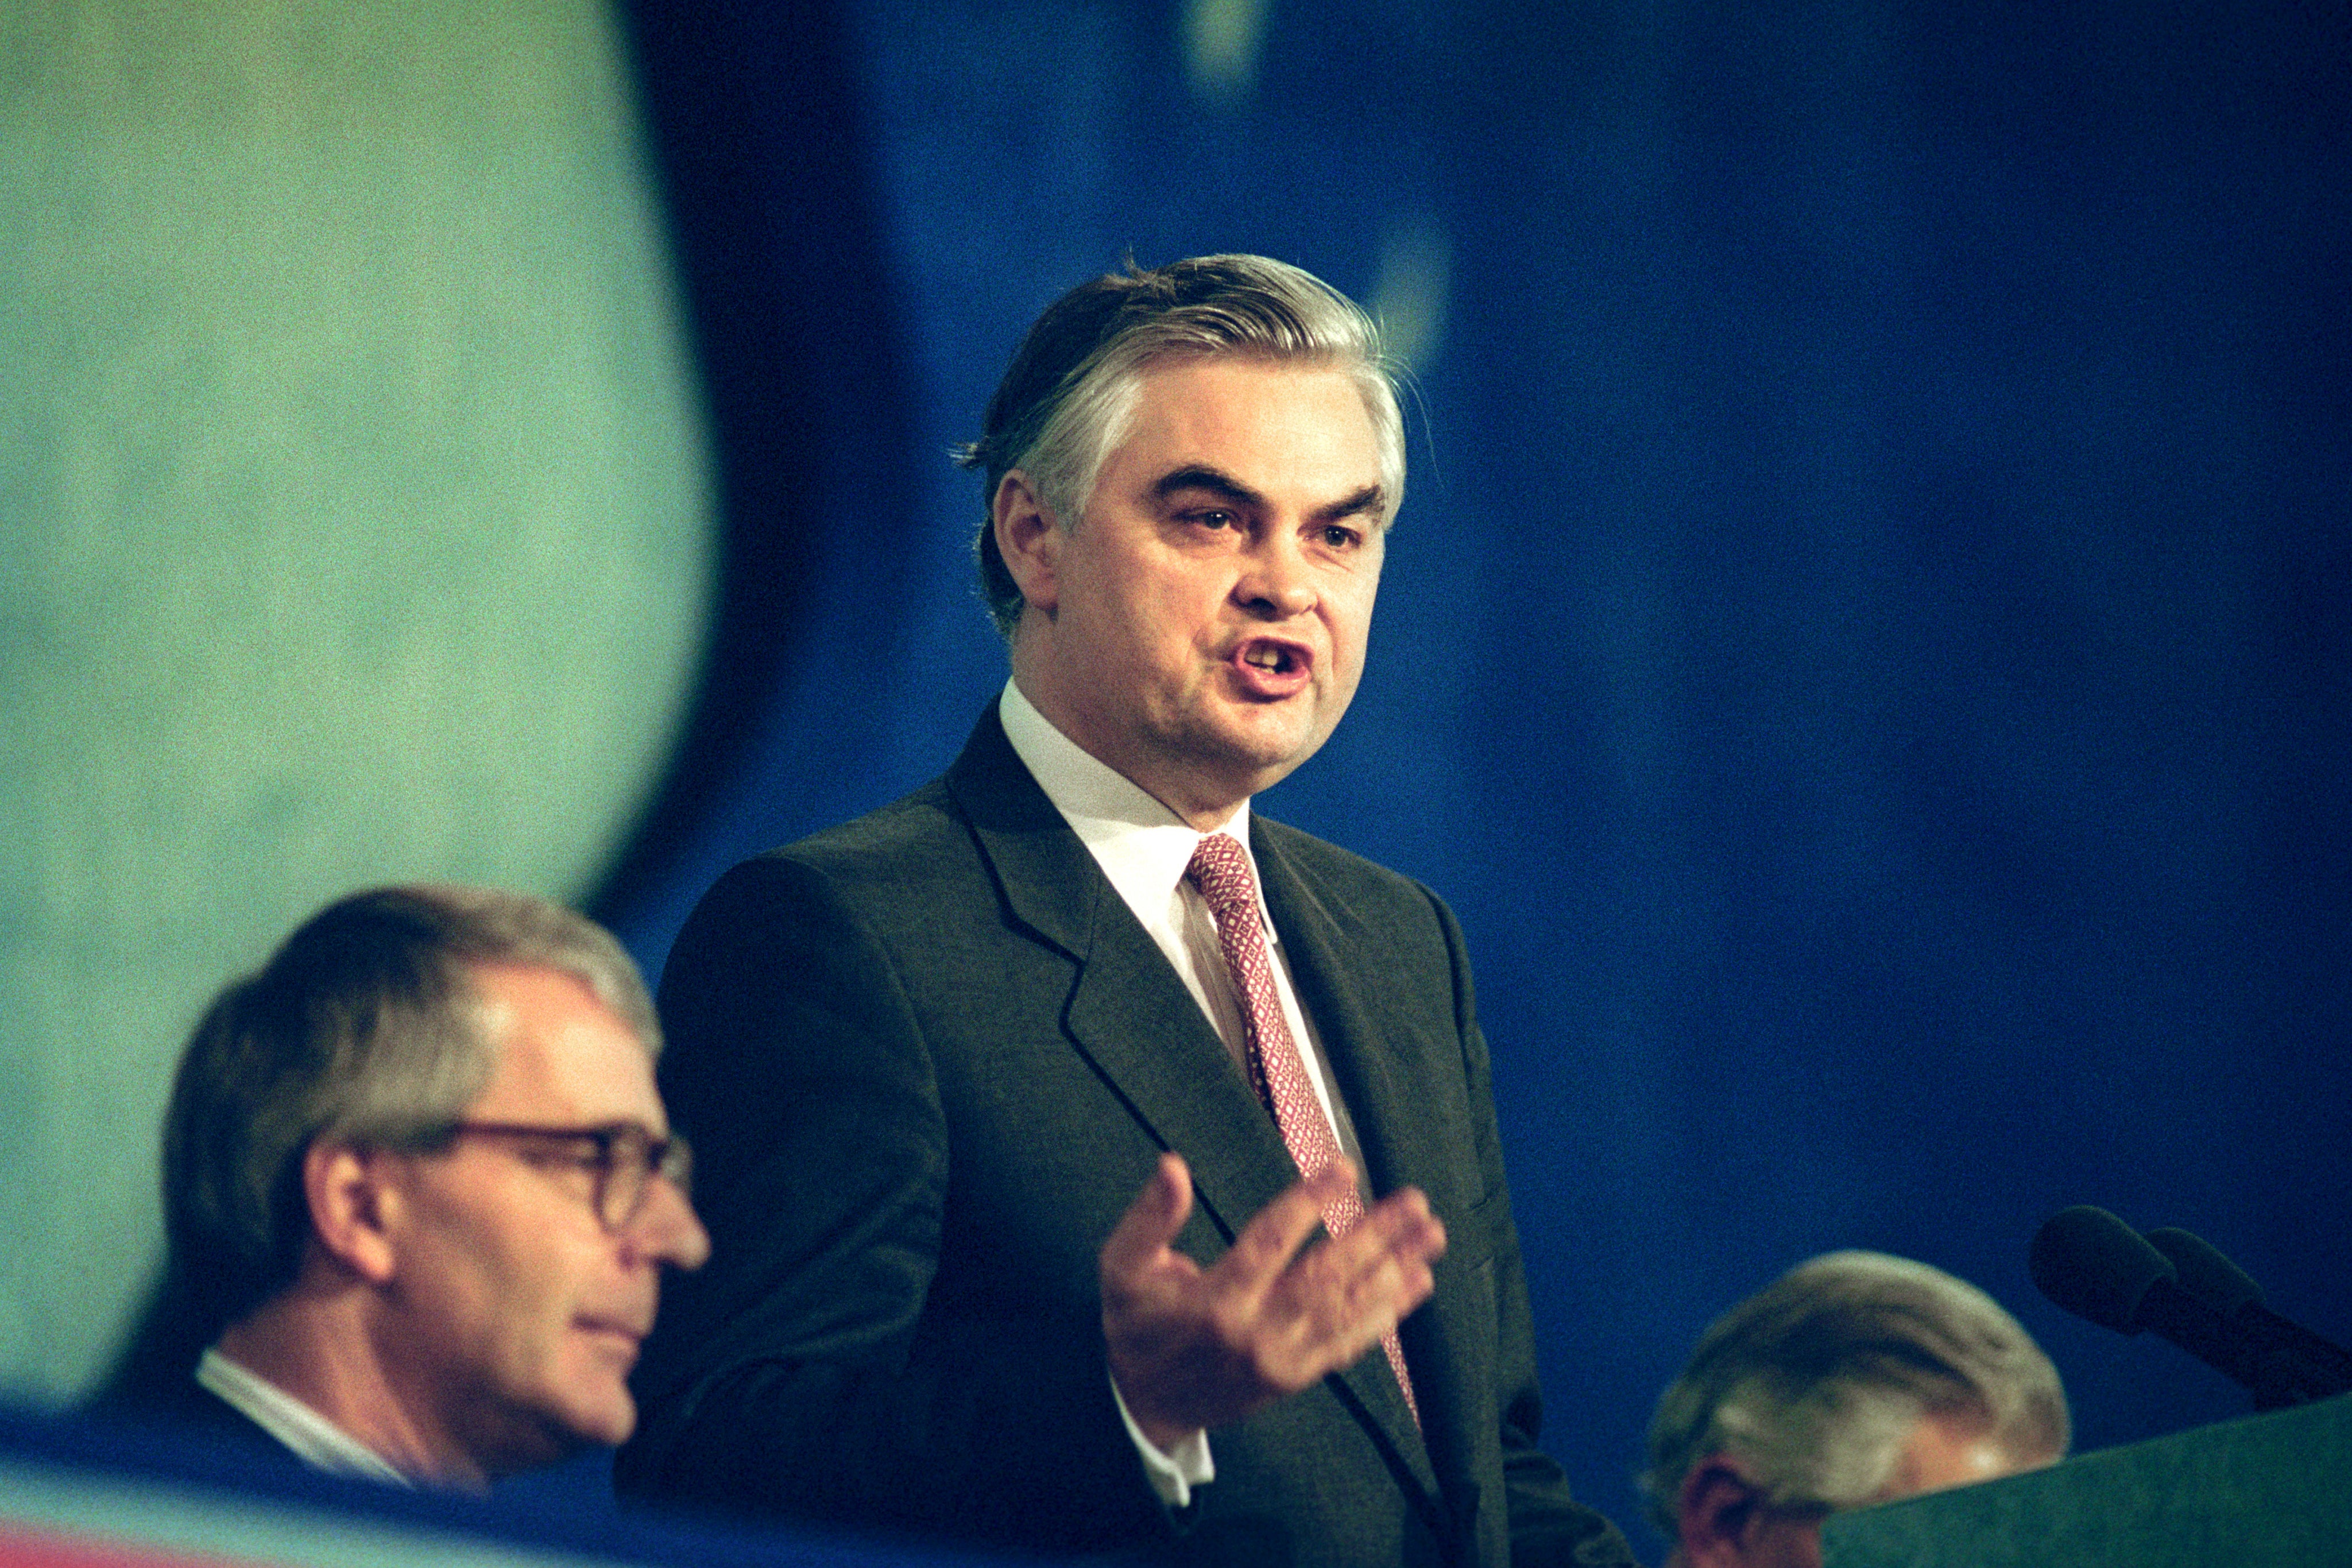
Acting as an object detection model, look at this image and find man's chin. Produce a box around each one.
[566,1390,638,1451]
[1127,706,1343,819]
[1208,713,1337,788]
[501,1389,636,1472]
[1177,748,1314,812]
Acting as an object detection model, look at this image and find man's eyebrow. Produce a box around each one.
[1151,466,1263,507]
[1153,468,1388,526]
[1317,485,1386,525]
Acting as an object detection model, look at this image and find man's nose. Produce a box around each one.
[632,1173,712,1270]
[1233,535,1318,618]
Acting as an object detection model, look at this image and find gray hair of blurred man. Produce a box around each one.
[1641,1250,2070,1535]
[957,253,1406,640]
[161,884,660,1330]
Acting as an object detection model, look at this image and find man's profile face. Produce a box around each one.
[378,962,709,1476]
[1013,356,1387,823]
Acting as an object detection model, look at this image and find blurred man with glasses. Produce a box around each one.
[150,884,709,1489]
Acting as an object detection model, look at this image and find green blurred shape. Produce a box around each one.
[0,0,714,1399]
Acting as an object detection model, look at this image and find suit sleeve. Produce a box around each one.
[615,854,1169,1550]
[1429,891,1639,1568]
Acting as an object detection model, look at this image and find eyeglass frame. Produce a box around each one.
[401,1120,694,1233]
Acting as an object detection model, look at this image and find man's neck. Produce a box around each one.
[216,1289,487,1491]
[1003,665,1248,833]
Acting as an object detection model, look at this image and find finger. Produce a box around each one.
[1269,1190,1446,1349]
[1098,1152,1194,1284]
[1354,1186,1448,1268]
[1310,1154,1357,1193]
[1341,1231,1440,1322]
[1276,1245,1437,1380]
[1289,1187,1444,1303]
[1311,1224,1433,1319]
[1216,1172,1344,1299]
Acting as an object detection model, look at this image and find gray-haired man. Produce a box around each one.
[1645,1251,2069,1568]
[622,255,1635,1565]
[153,884,708,1489]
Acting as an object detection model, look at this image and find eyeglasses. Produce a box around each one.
[424,1121,693,1232]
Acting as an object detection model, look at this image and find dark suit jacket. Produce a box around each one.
[620,706,1631,1567]
[98,1370,330,1481]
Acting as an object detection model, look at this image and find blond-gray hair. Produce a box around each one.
[161,884,658,1327]
[1641,1251,2069,1535]
[958,254,1405,639]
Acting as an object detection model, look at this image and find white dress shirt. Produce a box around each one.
[197,1346,412,1486]
[997,680,1368,1508]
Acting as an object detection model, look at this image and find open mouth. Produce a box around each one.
[1237,640,1309,677]
[1230,638,1313,697]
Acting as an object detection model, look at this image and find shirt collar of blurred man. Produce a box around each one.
[157,887,709,1490]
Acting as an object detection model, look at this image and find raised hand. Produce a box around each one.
[1099,1152,1446,1451]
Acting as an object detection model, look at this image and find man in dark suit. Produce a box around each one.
[621,255,1634,1565]
[146,885,709,1489]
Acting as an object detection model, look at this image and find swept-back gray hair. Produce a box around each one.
[161,884,657,1327]
[1641,1251,2069,1534]
[958,253,1404,639]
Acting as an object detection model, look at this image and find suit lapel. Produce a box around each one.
[943,706,1298,1247]
[1254,832,1483,1221]
[1254,827,1463,1526]
[945,708,1450,1527]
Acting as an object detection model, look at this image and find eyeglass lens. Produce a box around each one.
[595,1127,691,1230]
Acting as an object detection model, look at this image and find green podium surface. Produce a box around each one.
[1823,1393,2351,1567]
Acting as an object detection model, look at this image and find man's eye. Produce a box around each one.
[1321,525,1361,549]
[1193,510,1234,530]
[522,1143,607,1175]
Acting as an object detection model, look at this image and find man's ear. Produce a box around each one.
[1677,1454,1767,1567]
[303,1140,401,1286]
[991,470,1062,619]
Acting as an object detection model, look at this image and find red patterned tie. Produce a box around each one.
[1186,832,1420,1428]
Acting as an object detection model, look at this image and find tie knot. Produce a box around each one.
[1185,833,1258,923]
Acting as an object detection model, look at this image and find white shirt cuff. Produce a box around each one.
[1109,1365,1214,1508]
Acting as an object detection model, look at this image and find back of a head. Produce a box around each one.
[1642,1251,2070,1537]
[961,253,1405,638]
[157,884,655,1342]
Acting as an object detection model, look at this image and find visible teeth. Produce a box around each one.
[1244,646,1286,671]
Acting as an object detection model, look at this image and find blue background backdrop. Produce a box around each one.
[596,1,2349,1557]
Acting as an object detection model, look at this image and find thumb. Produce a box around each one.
[1100,1153,1194,1282]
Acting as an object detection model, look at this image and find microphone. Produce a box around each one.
[2144,1226,2262,1314]
[2029,1206,2344,1410]
[2144,1225,2352,1399]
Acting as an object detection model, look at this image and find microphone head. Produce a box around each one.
[2145,1226,2265,1315]
[2030,1205,2177,1333]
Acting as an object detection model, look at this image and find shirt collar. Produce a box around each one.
[198,1346,413,1486]
[998,679,1266,928]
